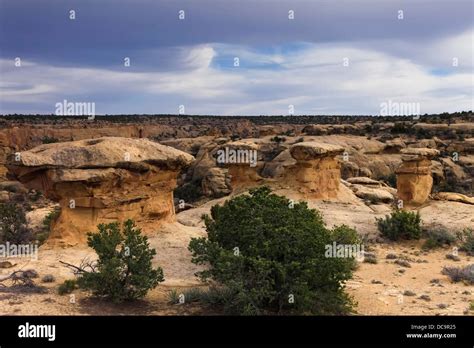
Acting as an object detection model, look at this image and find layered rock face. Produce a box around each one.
[396,148,439,205]
[285,142,345,198]
[216,141,262,188]
[7,137,194,246]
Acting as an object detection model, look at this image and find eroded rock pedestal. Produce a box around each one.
[285,142,345,198]
[7,137,194,246]
[396,148,439,205]
[216,141,262,189]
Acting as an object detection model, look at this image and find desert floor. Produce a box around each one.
[1,191,473,316]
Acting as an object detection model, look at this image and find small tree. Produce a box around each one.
[0,203,31,243]
[76,220,164,302]
[376,210,422,241]
[457,228,474,256]
[188,186,356,315]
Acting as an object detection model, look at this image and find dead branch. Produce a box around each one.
[59,258,97,276]
[0,270,36,287]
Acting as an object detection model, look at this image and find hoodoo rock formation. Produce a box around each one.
[396,148,440,205]
[285,142,345,198]
[7,137,194,246]
[215,141,262,189]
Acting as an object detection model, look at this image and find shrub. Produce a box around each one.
[174,182,203,203]
[376,210,422,241]
[41,135,59,144]
[0,203,32,243]
[168,287,205,305]
[457,228,474,256]
[270,136,286,143]
[442,264,474,284]
[422,227,456,250]
[379,173,397,188]
[42,274,56,283]
[58,279,77,295]
[188,186,355,315]
[37,208,60,245]
[76,220,164,302]
[330,224,362,270]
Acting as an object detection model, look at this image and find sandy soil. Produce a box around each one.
[347,242,473,315]
[0,191,473,316]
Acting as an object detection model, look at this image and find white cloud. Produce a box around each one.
[0,30,472,115]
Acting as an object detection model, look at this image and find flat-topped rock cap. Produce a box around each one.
[400,147,440,159]
[220,140,259,151]
[290,141,345,160]
[8,137,194,170]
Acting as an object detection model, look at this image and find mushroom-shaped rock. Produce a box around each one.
[285,142,345,198]
[7,137,194,246]
[396,147,439,205]
[214,141,262,188]
[290,142,345,161]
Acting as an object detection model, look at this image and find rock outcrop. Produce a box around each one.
[284,142,345,198]
[215,141,262,189]
[344,177,395,204]
[433,192,474,205]
[7,137,194,246]
[396,148,439,205]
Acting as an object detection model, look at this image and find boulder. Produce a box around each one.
[351,184,394,204]
[7,137,194,246]
[201,167,232,197]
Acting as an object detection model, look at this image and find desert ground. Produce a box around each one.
[0,113,473,315]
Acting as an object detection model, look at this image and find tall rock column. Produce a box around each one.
[396,148,439,205]
[7,137,194,246]
[286,142,345,199]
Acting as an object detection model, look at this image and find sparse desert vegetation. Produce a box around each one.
[0,114,473,316]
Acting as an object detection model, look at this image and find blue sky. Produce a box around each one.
[0,0,472,115]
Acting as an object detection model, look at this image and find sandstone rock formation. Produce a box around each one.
[7,137,194,246]
[396,148,440,205]
[215,141,262,189]
[284,142,345,198]
[433,192,474,205]
[201,167,232,197]
[344,177,395,204]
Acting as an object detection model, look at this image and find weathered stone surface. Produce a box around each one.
[396,148,437,205]
[433,192,474,205]
[350,185,395,203]
[284,142,344,198]
[215,141,262,188]
[383,139,406,153]
[201,167,232,197]
[347,177,382,186]
[290,142,345,160]
[7,137,194,246]
[400,148,440,159]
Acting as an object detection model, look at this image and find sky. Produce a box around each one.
[0,0,473,115]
